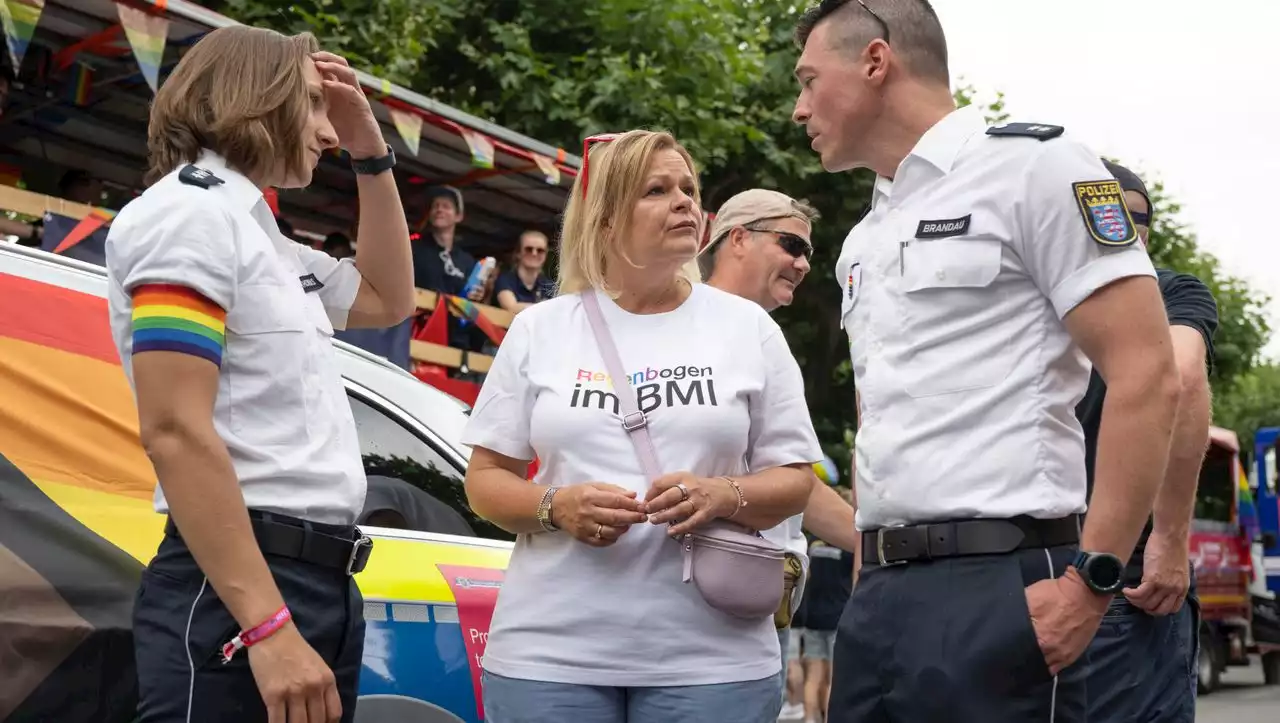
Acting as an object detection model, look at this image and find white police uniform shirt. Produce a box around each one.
[836,105,1156,531]
[105,150,368,525]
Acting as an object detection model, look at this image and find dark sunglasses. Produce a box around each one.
[856,0,890,43]
[747,226,813,261]
[523,246,547,255]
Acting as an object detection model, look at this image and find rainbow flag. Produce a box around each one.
[0,0,44,72]
[533,153,560,186]
[117,3,169,94]
[1239,458,1260,542]
[461,128,495,169]
[445,294,505,345]
[66,62,91,106]
[0,271,148,721]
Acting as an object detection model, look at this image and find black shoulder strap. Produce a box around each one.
[986,122,1065,141]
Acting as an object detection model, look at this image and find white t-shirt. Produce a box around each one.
[461,284,822,687]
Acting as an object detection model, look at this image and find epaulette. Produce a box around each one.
[985,122,1065,141]
[178,165,225,189]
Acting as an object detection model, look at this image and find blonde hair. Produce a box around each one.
[146,25,319,186]
[556,130,704,297]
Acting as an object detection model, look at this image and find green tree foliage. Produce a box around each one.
[226,0,1274,464]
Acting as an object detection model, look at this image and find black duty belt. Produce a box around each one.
[165,510,373,576]
[861,514,1081,566]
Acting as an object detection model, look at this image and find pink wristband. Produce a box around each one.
[221,605,291,664]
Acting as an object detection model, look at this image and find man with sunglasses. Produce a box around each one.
[1078,160,1216,723]
[791,1,1179,721]
[702,188,859,714]
[494,230,555,315]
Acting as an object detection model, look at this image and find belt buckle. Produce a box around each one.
[876,528,907,567]
[346,535,373,576]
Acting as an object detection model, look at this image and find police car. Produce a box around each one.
[0,242,512,723]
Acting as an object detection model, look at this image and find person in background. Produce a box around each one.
[461,129,821,723]
[791,1,1178,720]
[793,503,856,723]
[411,185,489,354]
[699,188,857,717]
[494,229,555,314]
[0,57,12,119]
[324,231,354,259]
[1080,160,1217,723]
[58,169,105,207]
[105,25,414,723]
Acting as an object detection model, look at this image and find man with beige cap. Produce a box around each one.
[702,188,857,716]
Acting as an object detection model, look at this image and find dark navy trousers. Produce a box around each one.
[1084,574,1199,722]
[828,545,1088,722]
[133,525,366,723]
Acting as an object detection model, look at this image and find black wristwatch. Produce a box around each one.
[350,144,396,175]
[1072,550,1125,595]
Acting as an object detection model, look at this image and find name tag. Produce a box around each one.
[915,214,971,239]
[300,273,325,293]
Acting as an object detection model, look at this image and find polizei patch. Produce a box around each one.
[915,215,971,239]
[1072,180,1138,247]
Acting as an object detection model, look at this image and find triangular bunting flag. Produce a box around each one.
[0,0,45,72]
[388,107,422,157]
[53,207,116,255]
[461,129,495,169]
[116,3,169,94]
[532,154,560,186]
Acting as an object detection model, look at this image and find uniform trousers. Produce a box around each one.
[828,544,1087,723]
[133,513,366,723]
[1084,571,1199,722]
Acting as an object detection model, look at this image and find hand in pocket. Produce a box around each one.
[1024,571,1109,675]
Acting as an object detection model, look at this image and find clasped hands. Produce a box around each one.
[550,472,738,547]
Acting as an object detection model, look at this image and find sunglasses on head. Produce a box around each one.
[746,225,813,261]
[580,132,623,199]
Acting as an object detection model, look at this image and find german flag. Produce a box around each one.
[0,271,161,722]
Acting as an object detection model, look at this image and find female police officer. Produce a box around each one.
[105,26,414,723]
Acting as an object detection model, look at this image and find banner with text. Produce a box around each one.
[437,564,505,722]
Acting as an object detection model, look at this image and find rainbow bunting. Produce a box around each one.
[388,107,422,157]
[67,62,91,106]
[53,207,117,255]
[461,129,495,169]
[116,3,169,94]
[0,0,45,72]
[445,294,506,345]
[532,154,560,186]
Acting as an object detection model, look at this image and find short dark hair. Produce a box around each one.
[795,0,949,86]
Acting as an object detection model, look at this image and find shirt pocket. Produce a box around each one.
[226,284,309,447]
[897,237,1013,398]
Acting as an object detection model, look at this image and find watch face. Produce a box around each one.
[1087,553,1124,590]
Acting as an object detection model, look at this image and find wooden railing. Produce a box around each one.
[0,185,98,221]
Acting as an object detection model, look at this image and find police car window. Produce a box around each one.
[346,393,512,541]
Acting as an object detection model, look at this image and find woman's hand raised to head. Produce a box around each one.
[551,483,648,547]
[644,472,740,537]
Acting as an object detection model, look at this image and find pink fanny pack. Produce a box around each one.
[581,290,785,620]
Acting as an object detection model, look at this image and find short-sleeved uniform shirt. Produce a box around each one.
[105,150,368,525]
[1076,268,1218,577]
[836,106,1158,530]
[460,284,823,687]
[493,269,554,305]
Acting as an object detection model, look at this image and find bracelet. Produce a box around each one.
[221,605,291,664]
[720,476,747,519]
[536,486,561,532]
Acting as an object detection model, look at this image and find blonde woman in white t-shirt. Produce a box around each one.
[460,129,823,723]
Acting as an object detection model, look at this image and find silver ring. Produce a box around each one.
[675,483,690,501]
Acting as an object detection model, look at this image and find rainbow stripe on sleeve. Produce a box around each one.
[130,284,228,367]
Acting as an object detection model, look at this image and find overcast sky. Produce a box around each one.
[931,0,1280,355]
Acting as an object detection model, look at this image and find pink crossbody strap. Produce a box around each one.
[580,290,663,483]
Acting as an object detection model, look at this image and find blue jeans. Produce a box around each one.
[482,669,784,723]
[1084,589,1199,722]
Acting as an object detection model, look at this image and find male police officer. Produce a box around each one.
[1080,160,1217,722]
[702,188,859,711]
[791,2,1180,720]
[105,27,414,723]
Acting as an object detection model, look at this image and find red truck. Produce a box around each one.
[1191,427,1280,693]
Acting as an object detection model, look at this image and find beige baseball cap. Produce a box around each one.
[708,189,814,248]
